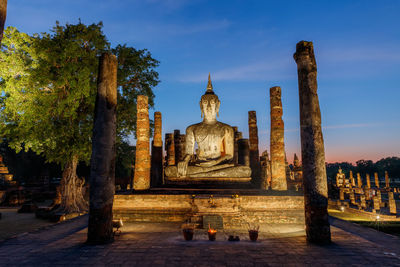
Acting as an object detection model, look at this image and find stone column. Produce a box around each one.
[349,171,355,187]
[294,41,331,244]
[165,133,175,166]
[366,174,371,189]
[377,190,382,204]
[349,191,356,205]
[150,112,163,187]
[374,172,379,188]
[385,171,390,189]
[174,130,182,163]
[357,173,362,188]
[388,192,397,214]
[260,150,271,190]
[234,130,242,165]
[360,195,367,209]
[133,95,151,190]
[373,196,380,211]
[270,86,287,191]
[87,53,117,244]
[248,111,261,186]
[237,138,250,166]
[339,188,344,201]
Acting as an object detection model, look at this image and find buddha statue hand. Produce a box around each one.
[177,155,191,177]
[195,154,231,168]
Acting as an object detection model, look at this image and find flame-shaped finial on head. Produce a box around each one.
[206,73,214,94]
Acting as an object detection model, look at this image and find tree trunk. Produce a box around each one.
[0,0,7,44]
[59,154,88,214]
[87,53,117,244]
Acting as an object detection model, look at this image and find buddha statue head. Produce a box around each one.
[200,74,220,121]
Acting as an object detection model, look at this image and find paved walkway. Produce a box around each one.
[0,215,399,266]
[0,208,54,240]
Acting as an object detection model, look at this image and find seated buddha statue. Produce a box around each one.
[164,75,251,180]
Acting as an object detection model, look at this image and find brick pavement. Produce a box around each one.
[0,215,399,266]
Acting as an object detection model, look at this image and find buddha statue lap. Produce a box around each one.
[164,75,251,181]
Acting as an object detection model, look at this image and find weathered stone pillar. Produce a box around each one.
[339,188,344,201]
[234,129,242,165]
[349,171,355,187]
[150,112,163,187]
[366,173,371,189]
[373,196,380,211]
[270,86,287,191]
[377,190,382,204]
[388,192,397,214]
[374,172,379,188]
[260,150,271,190]
[360,195,367,209]
[248,111,261,186]
[294,41,331,244]
[133,95,150,190]
[349,191,356,205]
[357,173,362,188]
[174,130,182,163]
[87,53,117,244]
[165,133,175,166]
[237,138,250,166]
[385,171,390,189]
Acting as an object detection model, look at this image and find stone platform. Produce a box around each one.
[113,190,305,229]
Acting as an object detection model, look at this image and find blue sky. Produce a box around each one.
[5,0,400,163]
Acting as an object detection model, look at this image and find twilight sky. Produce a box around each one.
[5,0,400,163]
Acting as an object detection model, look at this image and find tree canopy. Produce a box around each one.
[0,21,159,213]
[0,22,159,167]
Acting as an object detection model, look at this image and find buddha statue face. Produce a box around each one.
[200,94,220,122]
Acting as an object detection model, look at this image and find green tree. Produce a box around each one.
[0,22,159,213]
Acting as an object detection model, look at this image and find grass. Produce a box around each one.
[329,208,400,237]
[350,221,400,237]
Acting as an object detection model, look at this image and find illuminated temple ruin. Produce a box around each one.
[113,41,332,244]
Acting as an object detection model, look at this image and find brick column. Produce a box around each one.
[374,172,379,188]
[248,111,261,186]
[133,95,150,190]
[294,41,330,244]
[174,130,182,163]
[388,192,397,214]
[151,111,163,187]
[237,138,250,166]
[366,173,371,189]
[385,171,390,189]
[349,171,355,187]
[270,86,287,191]
[165,133,175,166]
[260,150,271,190]
[357,173,362,188]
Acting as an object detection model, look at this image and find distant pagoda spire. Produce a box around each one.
[206,73,214,94]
